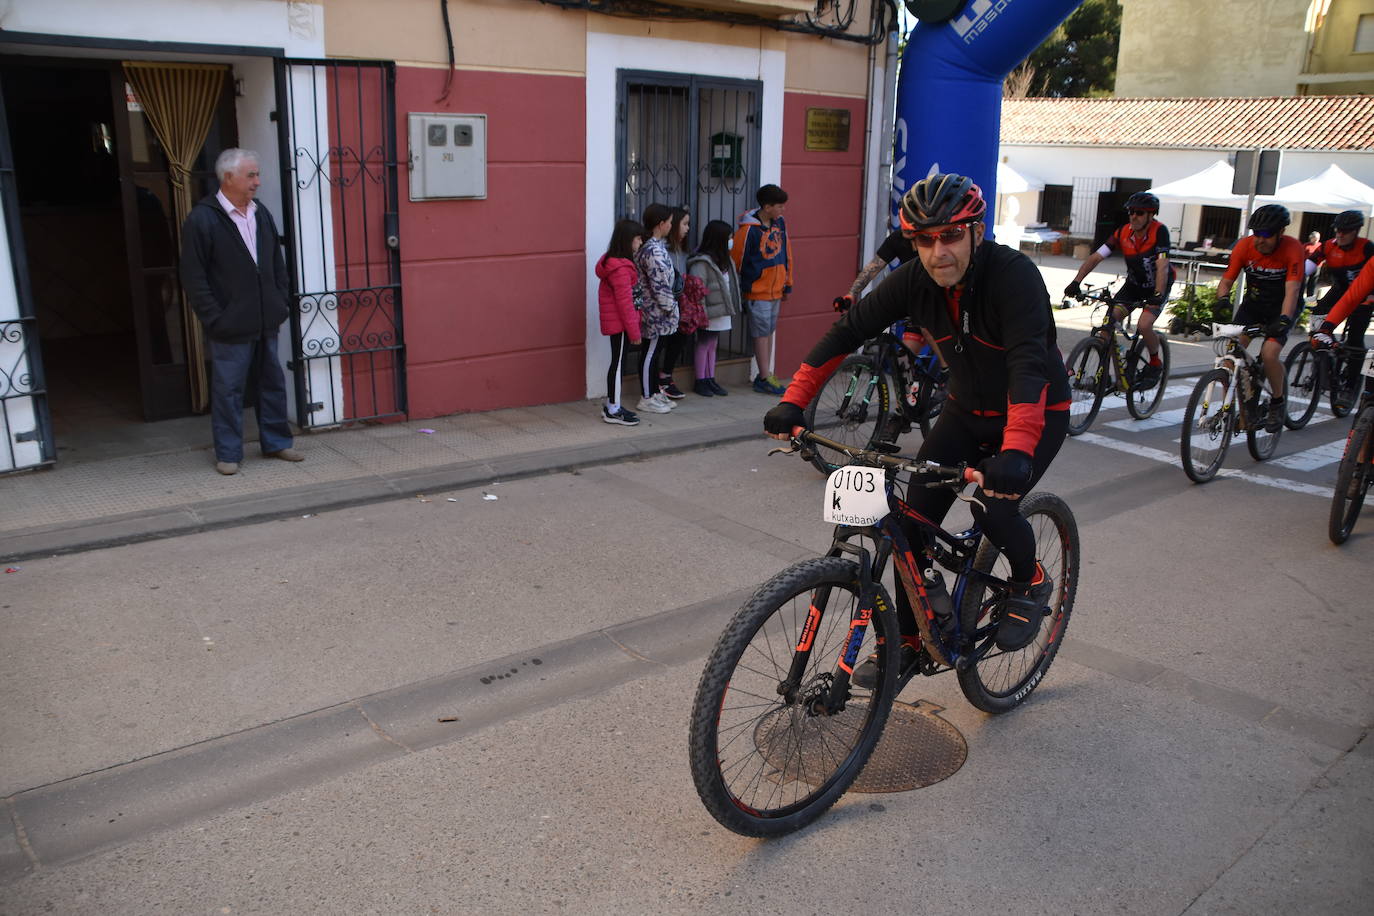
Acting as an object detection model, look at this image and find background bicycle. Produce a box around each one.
[1063,281,1173,436]
[688,428,1078,837]
[1328,348,1374,544]
[1180,323,1284,483]
[1282,318,1367,429]
[802,322,948,474]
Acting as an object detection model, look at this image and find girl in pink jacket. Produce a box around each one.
[595,219,645,426]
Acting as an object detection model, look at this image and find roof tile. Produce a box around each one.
[1001,96,1374,151]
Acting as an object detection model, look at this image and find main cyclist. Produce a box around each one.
[764,173,1070,669]
[1214,204,1305,433]
[1063,191,1175,388]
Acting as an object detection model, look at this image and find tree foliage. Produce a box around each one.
[1014,0,1122,98]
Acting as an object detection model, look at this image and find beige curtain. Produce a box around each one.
[123,61,228,413]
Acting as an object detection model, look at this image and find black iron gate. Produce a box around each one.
[275,58,405,429]
[0,71,53,474]
[617,70,762,360]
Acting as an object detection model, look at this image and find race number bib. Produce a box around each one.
[1362,349,1374,379]
[822,466,887,526]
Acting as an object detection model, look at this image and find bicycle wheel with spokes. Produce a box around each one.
[688,557,899,837]
[1181,369,1235,483]
[1330,351,1359,418]
[1125,334,1171,420]
[1329,406,1374,545]
[955,492,1079,714]
[1065,338,1108,436]
[1282,342,1322,430]
[802,355,889,475]
[1246,392,1282,461]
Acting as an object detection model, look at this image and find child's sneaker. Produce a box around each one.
[659,381,686,399]
[636,395,671,414]
[653,392,677,410]
[602,406,640,426]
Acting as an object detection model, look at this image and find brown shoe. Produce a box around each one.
[265,448,304,462]
[215,461,239,476]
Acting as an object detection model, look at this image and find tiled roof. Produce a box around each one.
[1001,96,1374,152]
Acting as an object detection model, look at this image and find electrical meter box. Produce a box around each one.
[408,113,486,200]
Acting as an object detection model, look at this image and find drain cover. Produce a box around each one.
[851,699,966,793]
[752,698,966,794]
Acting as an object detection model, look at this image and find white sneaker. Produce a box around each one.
[654,392,677,410]
[636,396,671,414]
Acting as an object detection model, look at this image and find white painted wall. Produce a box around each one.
[583,31,785,401]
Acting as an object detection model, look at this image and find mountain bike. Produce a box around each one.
[1179,323,1284,483]
[1282,321,1366,429]
[688,428,1079,837]
[1062,282,1173,436]
[802,325,948,474]
[1328,348,1374,544]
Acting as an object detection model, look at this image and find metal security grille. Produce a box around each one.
[0,74,52,474]
[618,71,762,361]
[276,59,405,429]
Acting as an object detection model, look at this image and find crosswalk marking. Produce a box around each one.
[1075,432,1334,498]
[1272,432,1350,471]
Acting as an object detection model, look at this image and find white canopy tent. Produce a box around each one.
[997,160,1045,194]
[1147,160,1247,207]
[1260,164,1374,217]
[993,161,1047,238]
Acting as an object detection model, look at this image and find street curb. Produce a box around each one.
[0,418,763,564]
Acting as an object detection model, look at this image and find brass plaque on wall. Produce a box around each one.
[804,108,851,151]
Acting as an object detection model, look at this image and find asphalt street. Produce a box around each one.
[1,425,1370,914]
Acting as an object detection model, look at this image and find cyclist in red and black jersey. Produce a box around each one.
[1215,204,1305,432]
[1064,191,1174,386]
[764,173,1069,663]
[1308,210,1373,353]
[1312,257,1374,353]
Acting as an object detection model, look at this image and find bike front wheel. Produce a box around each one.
[688,557,899,837]
[911,370,948,437]
[1065,338,1107,436]
[1283,342,1322,429]
[1331,351,1360,418]
[802,355,889,475]
[1125,334,1171,420]
[956,492,1079,714]
[1181,369,1235,483]
[1329,406,1374,545]
[1246,391,1283,461]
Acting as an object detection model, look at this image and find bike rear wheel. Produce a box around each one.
[1125,334,1171,420]
[802,355,889,475]
[956,492,1079,714]
[1282,342,1322,430]
[1181,369,1235,483]
[1329,406,1374,545]
[1065,338,1107,436]
[688,557,899,837]
[1330,350,1360,418]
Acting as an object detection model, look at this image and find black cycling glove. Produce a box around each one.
[978,449,1034,495]
[764,402,805,437]
[1266,313,1294,338]
[1214,295,1232,316]
[1145,290,1165,307]
[832,295,853,313]
[1063,280,1082,299]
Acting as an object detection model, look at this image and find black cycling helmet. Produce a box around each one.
[1248,204,1290,233]
[1125,191,1159,213]
[1333,209,1364,232]
[899,172,987,232]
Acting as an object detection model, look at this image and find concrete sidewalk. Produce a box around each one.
[0,255,1221,563]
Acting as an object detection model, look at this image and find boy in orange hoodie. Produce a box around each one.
[732,184,793,394]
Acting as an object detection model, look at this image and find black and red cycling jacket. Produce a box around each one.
[1324,258,1374,329]
[1309,236,1374,298]
[782,240,1070,457]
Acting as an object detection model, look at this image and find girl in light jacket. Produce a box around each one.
[685,219,742,396]
[633,203,679,414]
[594,219,645,426]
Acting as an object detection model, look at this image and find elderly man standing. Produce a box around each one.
[180,148,302,475]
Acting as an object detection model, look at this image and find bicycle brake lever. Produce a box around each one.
[954,487,987,513]
[767,444,800,457]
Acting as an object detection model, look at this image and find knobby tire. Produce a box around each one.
[1065,338,1107,436]
[688,557,899,837]
[803,355,889,475]
[1329,406,1373,545]
[1283,342,1321,430]
[1181,369,1234,483]
[1125,335,1170,420]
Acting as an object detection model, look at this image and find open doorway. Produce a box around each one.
[0,56,236,460]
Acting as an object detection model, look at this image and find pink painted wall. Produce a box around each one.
[777,91,867,377]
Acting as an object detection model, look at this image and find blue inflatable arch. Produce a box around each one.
[894,0,1083,238]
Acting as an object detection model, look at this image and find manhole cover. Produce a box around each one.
[752,698,966,794]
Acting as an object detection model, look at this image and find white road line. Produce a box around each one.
[1271,428,1349,471]
[1075,432,1333,498]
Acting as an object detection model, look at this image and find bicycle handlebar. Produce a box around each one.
[788,427,974,486]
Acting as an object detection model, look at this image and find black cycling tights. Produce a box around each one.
[893,404,1069,637]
